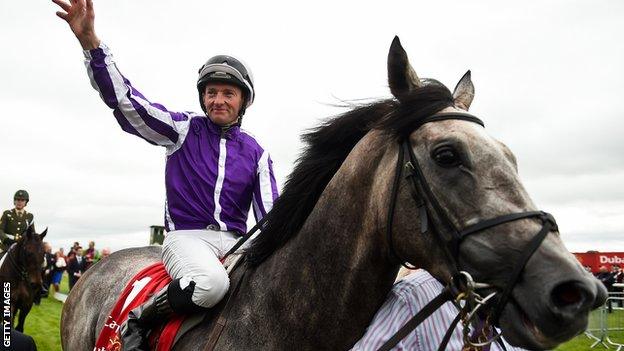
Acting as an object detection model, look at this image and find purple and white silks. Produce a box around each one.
[351,269,527,351]
[83,43,279,234]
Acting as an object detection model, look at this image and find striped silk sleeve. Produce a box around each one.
[252,151,279,222]
[83,43,189,147]
[350,289,417,350]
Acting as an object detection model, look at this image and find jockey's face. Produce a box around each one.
[14,198,26,210]
[203,83,244,126]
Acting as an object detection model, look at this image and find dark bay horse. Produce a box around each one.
[61,37,606,350]
[0,225,47,332]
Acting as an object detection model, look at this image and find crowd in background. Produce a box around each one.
[595,264,624,312]
[41,241,112,296]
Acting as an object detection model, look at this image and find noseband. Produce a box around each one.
[381,112,558,350]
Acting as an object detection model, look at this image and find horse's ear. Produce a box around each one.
[452,70,475,111]
[388,36,422,101]
[40,227,48,240]
[25,224,35,238]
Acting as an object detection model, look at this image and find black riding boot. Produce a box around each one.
[121,278,202,351]
[121,285,173,351]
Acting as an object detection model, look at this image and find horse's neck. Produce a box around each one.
[0,247,21,280]
[0,251,10,277]
[237,135,398,349]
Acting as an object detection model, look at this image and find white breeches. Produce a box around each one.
[161,229,239,308]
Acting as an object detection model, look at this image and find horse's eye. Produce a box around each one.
[432,146,461,167]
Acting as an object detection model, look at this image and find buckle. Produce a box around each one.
[403,162,417,179]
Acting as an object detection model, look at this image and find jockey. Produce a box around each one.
[53,0,279,350]
[0,190,35,253]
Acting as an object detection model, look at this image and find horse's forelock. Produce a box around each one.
[377,83,455,140]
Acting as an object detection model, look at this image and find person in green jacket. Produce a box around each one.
[0,190,35,252]
[0,190,48,304]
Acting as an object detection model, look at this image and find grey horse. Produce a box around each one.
[61,37,606,350]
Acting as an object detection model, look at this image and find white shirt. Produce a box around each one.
[351,269,528,351]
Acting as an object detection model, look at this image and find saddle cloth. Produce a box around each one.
[94,262,182,351]
[94,254,242,351]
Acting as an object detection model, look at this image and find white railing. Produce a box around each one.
[586,294,624,350]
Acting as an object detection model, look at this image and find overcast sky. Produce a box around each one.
[1,1,622,254]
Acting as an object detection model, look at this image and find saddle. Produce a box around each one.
[94,254,244,351]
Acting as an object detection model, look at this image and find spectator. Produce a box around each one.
[51,250,67,296]
[100,247,111,260]
[84,241,97,270]
[612,265,623,307]
[612,265,623,284]
[597,266,615,313]
[351,269,527,351]
[67,248,85,291]
[41,242,54,298]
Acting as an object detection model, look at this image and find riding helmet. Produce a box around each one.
[14,190,29,203]
[197,55,255,116]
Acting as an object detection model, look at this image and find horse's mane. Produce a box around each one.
[246,83,455,266]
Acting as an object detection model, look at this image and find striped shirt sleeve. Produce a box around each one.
[350,270,529,351]
[252,151,279,222]
[83,43,189,147]
[350,287,416,350]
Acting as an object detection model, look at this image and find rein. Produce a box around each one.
[380,112,558,351]
[1,244,30,283]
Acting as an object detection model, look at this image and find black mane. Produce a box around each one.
[245,83,454,266]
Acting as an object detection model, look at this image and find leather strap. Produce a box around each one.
[491,215,555,324]
[203,259,248,351]
[222,216,267,260]
[377,286,454,351]
[437,311,463,351]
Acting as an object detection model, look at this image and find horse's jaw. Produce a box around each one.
[498,269,607,350]
[498,299,579,350]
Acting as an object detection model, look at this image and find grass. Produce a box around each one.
[22,274,69,351]
[555,335,600,350]
[24,296,64,351]
[555,308,624,351]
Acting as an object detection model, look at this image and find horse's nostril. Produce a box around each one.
[551,281,586,309]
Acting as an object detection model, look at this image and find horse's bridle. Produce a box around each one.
[2,244,30,283]
[381,112,558,350]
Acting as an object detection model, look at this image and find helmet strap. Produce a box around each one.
[220,117,241,132]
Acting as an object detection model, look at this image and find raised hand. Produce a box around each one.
[53,0,100,50]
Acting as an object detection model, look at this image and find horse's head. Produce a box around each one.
[382,37,606,349]
[16,226,47,284]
